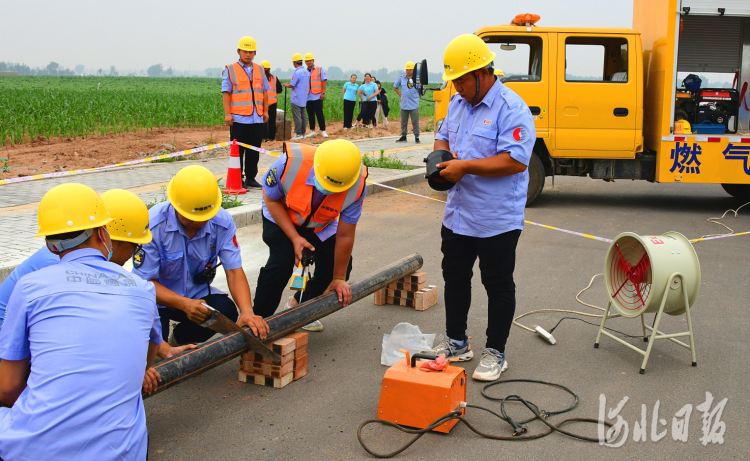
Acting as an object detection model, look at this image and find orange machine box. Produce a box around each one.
[377,352,467,433]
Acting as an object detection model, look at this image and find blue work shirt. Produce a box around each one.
[132,202,243,305]
[0,248,161,461]
[394,74,420,111]
[0,246,58,330]
[343,82,359,101]
[221,60,271,125]
[306,66,327,101]
[435,78,535,238]
[290,66,311,107]
[360,82,379,102]
[261,154,366,242]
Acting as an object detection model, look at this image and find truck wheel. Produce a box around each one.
[721,183,750,201]
[526,152,545,206]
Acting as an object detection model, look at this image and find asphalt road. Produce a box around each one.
[145,176,749,460]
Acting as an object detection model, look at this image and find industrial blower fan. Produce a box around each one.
[595,232,700,374]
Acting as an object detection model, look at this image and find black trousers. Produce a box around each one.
[159,293,239,344]
[229,122,264,180]
[253,217,353,318]
[362,101,377,125]
[343,99,356,128]
[441,225,521,352]
[265,103,277,140]
[306,98,326,131]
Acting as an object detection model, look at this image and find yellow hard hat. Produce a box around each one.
[260,60,271,69]
[313,140,362,194]
[292,53,303,62]
[167,165,222,221]
[100,189,152,244]
[237,36,257,52]
[405,62,415,70]
[35,183,113,237]
[494,69,505,77]
[442,34,496,81]
[304,53,314,61]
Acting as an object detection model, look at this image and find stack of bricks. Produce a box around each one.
[238,331,308,389]
[373,272,438,311]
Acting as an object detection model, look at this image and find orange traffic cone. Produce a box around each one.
[223,140,247,195]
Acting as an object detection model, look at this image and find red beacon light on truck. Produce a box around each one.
[511,13,541,27]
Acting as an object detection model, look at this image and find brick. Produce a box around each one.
[294,365,308,381]
[295,344,307,359]
[387,281,426,291]
[373,288,387,306]
[396,272,426,284]
[254,372,294,389]
[252,350,294,365]
[238,369,253,383]
[256,361,294,378]
[271,337,297,356]
[294,353,308,371]
[286,331,309,349]
[387,296,417,308]
[387,288,419,299]
[387,285,438,311]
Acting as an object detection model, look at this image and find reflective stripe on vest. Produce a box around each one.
[267,75,278,104]
[279,142,367,232]
[309,67,322,95]
[226,62,265,116]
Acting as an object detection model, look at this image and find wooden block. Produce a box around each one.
[374,287,387,305]
[387,285,438,311]
[396,272,426,284]
[272,337,297,356]
[286,331,309,349]
[294,365,308,381]
[387,281,426,291]
[254,372,294,389]
[294,353,308,371]
[295,344,307,359]
[254,351,294,365]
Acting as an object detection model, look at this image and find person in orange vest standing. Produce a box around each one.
[221,36,270,189]
[253,140,367,331]
[304,53,328,138]
[260,60,283,142]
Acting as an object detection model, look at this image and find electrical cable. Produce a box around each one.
[357,378,611,458]
[700,200,750,239]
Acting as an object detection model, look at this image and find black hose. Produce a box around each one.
[357,378,610,458]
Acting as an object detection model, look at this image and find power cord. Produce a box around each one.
[700,200,750,239]
[357,378,611,458]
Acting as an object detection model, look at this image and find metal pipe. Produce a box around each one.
[144,254,424,398]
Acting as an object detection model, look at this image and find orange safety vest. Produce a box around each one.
[267,74,278,104]
[309,67,323,95]
[278,142,367,232]
[225,61,265,116]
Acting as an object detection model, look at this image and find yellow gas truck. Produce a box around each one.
[429,0,750,204]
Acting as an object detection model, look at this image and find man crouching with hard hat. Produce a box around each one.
[426,34,535,382]
[0,184,162,460]
[252,139,367,331]
[133,165,269,346]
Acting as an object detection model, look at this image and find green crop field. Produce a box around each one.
[0,76,435,146]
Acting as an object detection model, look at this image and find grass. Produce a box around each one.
[144,178,245,210]
[362,150,413,170]
[0,75,435,146]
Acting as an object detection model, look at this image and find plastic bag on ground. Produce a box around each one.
[381,322,435,366]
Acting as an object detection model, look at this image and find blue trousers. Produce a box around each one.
[159,293,239,344]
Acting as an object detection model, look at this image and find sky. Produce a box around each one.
[1,0,634,75]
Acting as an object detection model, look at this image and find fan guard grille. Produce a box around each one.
[608,240,652,312]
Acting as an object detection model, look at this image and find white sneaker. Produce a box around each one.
[352,123,358,128]
[472,348,508,381]
[283,296,324,332]
[306,131,317,138]
[322,131,329,138]
[291,135,304,141]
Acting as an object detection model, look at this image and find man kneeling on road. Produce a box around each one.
[0,184,162,460]
[133,165,269,347]
[253,139,367,331]
[427,34,535,382]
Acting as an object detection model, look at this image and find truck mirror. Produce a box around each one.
[419,60,429,86]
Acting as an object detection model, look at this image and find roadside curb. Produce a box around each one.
[0,169,426,284]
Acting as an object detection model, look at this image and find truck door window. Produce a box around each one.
[565,37,628,83]
[485,36,543,82]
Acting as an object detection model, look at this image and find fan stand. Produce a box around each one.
[594,272,697,374]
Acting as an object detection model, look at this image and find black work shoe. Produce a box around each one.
[396,136,407,142]
[245,178,263,189]
[415,137,420,144]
